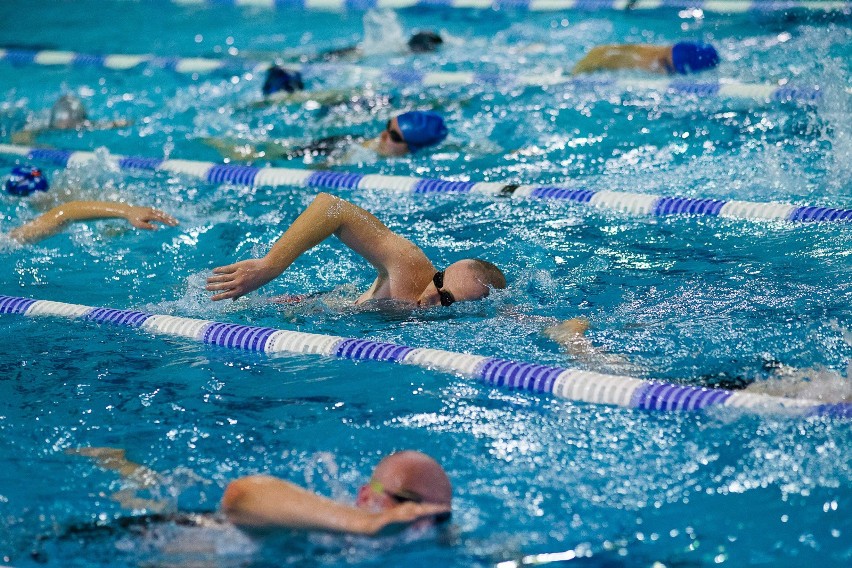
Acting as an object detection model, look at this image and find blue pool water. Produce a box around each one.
[1,1,851,566]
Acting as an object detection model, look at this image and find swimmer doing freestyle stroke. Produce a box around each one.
[206,109,448,163]
[11,94,131,146]
[572,41,720,75]
[2,166,177,244]
[67,447,452,537]
[206,192,506,308]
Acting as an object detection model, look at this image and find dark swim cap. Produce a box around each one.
[262,66,305,96]
[408,31,443,53]
[671,42,720,74]
[396,111,448,152]
[50,94,88,129]
[5,165,49,196]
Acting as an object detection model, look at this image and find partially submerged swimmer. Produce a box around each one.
[206,192,506,307]
[247,30,443,64]
[205,109,448,163]
[544,319,852,403]
[11,94,131,145]
[68,447,451,537]
[3,166,177,244]
[313,30,444,62]
[572,41,720,75]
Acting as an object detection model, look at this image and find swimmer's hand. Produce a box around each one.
[124,206,178,230]
[206,258,281,301]
[363,501,451,535]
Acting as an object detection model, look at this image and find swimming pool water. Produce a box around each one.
[1,1,851,566]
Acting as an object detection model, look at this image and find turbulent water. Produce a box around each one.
[0,2,850,567]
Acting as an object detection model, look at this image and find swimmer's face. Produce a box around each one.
[376,117,410,157]
[356,464,414,513]
[416,260,490,308]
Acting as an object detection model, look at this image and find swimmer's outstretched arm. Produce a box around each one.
[67,447,169,513]
[202,137,295,161]
[207,192,428,301]
[10,120,131,145]
[572,44,672,75]
[221,474,449,535]
[9,201,178,243]
[543,318,596,358]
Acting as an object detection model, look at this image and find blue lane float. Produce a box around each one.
[104,0,852,14]
[0,48,828,104]
[1,294,847,417]
[2,143,852,224]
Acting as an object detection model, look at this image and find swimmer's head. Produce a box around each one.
[356,451,452,522]
[416,259,506,308]
[671,41,720,74]
[262,66,305,97]
[49,94,88,129]
[4,165,49,196]
[387,110,447,155]
[408,31,443,53]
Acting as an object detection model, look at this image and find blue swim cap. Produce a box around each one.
[671,42,720,74]
[262,66,305,96]
[5,165,49,196]
[396,111,448,152]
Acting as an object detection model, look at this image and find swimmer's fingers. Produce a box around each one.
[127,207,179,230]
[206,259,278,301]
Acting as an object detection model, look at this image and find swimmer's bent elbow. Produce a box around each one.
[221,476,261,524]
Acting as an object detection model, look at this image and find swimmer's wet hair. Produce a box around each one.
[471,259,507,292]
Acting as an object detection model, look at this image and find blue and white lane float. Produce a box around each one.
[0,48,826,104]
[0,48,260,75]
[129,0,852,14]
[2,143,851,224]
[1,295,848,417]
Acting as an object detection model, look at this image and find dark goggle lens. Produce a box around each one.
[433,271,444,289]
[386,120,405,144]
[438,289,455,307]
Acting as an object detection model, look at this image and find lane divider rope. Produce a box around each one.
[1,294,848,417]
[2,143,851,223]
[116,0,852,15]
[0,48,827,104]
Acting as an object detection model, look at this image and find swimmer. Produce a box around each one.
[11,94,131,145]
[205,192,506,307]
[205,110,448,163]
[3,166,177,244]
[309,30,444,62]
[572,41,720,75]
[245,29,443,64]
[544,319,852,403]
[68,447,452,536]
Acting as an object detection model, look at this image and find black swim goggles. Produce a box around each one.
[433,271,456,307]
[368,479,452,524]
[386,120,405,144]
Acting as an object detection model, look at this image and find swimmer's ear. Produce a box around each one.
[355,484,371,508]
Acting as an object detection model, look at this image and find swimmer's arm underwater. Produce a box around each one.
[221,475,449,535]
[207,192,425,301]
[572,44,673,75]
[9,201,178,243]
[10,119,132,146]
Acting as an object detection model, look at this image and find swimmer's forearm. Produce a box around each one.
[9,201,177,243]
[263,192,391,273]
[221,475,377,534]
